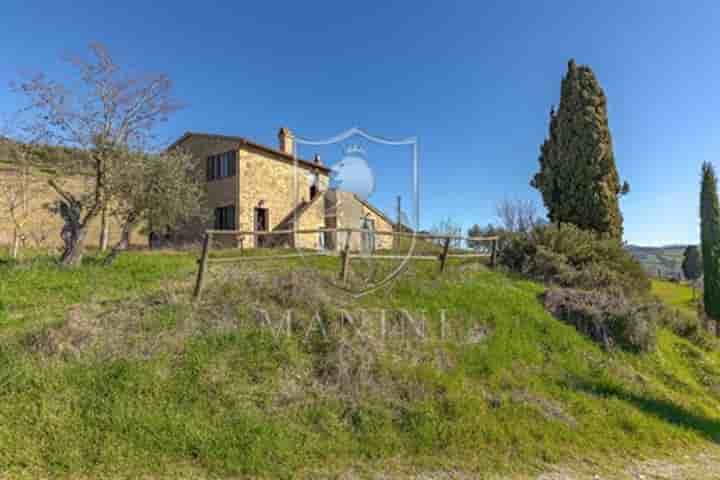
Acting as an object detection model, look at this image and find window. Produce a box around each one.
[309,172,319,199]
[318,225,327,250]
[361,218,376,253]
[206,151,237,181]
[214,205,236,230]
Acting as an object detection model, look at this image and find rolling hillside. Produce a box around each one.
[627,244,688,278]
[1,250,719,478]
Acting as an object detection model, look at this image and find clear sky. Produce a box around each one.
[2,1,719,246]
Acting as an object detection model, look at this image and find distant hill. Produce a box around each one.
[627,244,690,278]
[0,137,93,174]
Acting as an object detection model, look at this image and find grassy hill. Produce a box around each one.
[1,250,719,478]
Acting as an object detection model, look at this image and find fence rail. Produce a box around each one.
[193,228,498,300]
[204,227,498,241]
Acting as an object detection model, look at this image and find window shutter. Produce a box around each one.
[206,156,212,181]
[229,205,236,229]
[214,207,221,229]
[229,151,237,176]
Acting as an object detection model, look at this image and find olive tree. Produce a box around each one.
[13,43,180,265]
[103,148,205,265]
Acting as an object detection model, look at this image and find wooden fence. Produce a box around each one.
[192,228,498,300]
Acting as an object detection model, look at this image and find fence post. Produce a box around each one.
[193,231,213,301]
[339,231,352,283]
[439,237,451,273]
[490,238,498,268]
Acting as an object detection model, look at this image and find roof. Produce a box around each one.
[168,131,331,173]
[352,193,408,231]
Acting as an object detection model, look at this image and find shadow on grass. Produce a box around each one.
[572,379,720,443]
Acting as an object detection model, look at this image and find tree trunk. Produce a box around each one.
[121,224,131,246]
[49,179,98,267]
[99,204,109,252]
[60,223,88,266]
[103,218,136,266]
[10,229,20,259]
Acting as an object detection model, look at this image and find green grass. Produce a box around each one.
[0,251,719,478]
[0,251,196,337]
[652,279,698,316]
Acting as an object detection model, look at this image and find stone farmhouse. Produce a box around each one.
[170,128,396,252]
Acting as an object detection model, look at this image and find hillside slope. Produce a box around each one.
[0,251,719,478]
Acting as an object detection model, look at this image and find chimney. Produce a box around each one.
[278,127,294,155]
[313,154,322,165]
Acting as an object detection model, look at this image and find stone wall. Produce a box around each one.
[172,135,240,246]
[360,202,394,250]
[237,144,329,248]
[177,136,239,213]
[0,164,130,250]
[294,193,327,250]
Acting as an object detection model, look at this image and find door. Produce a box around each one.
[254,207,268,247]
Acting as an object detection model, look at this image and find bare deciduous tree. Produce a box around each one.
[13,43,180,265]
[430,217,463,248]
[496,198,543,233]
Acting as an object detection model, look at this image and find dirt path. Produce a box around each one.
[537,449,720,480]
[336,448,720,479]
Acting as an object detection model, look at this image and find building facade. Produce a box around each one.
[170,128,396,251]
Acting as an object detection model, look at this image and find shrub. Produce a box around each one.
[499,223,650,295]
[543,288,657,353]
[656,305,717,350]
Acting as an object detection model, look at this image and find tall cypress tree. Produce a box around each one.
[532,59,628,239]
[700,162,720,331]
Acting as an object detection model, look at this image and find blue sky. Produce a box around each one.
[2,1,719,245]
